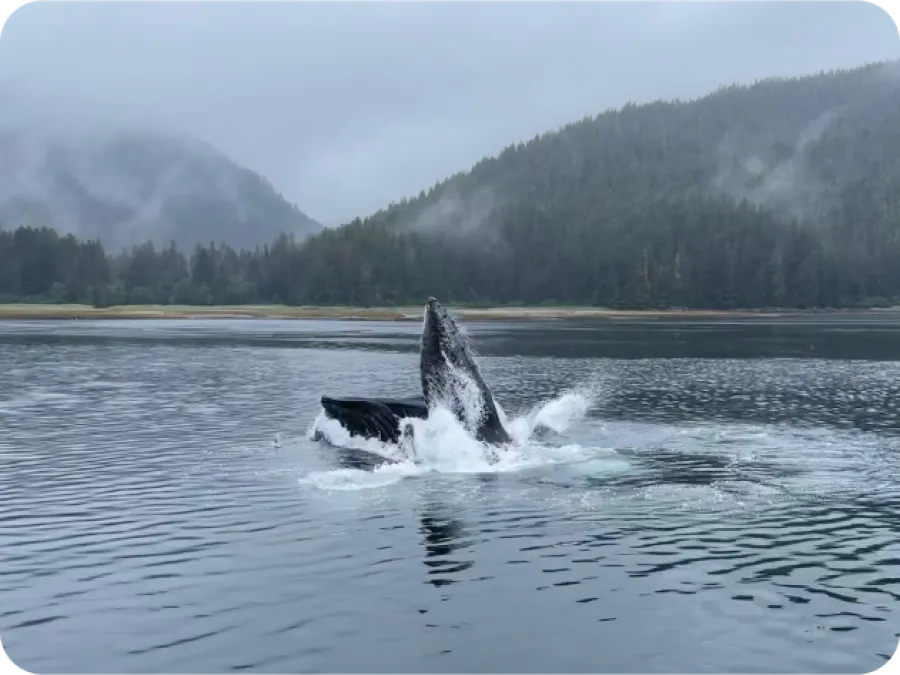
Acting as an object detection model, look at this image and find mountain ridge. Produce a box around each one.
[2,59,900,310]
[352,60,899,232]
[0,117,322,252]
[288,59,900,307]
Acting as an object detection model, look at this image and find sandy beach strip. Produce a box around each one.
[0,302,885,322]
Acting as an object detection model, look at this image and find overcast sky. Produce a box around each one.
[1,1,898,225]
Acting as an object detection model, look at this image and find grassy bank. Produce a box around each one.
[2,303,897,322]
[0,303,417,321]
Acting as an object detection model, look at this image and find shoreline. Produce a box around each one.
[1,303,898,322]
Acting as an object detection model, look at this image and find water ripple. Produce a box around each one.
[1,321,899,673]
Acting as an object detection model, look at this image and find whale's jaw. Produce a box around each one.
[420,297,512,445]
[320,395,427,444]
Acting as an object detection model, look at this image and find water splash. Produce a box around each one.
[303,384,620,491]
[429,358,488,437]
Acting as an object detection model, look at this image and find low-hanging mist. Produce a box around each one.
[0,105,322,253]
[3,61,900,310]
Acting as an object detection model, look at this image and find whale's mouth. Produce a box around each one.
[320,396,366,425]
[320,395,345,417]
[320,395,431,445]
[320,396,398,443]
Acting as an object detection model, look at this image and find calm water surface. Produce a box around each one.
[1,316,899,673]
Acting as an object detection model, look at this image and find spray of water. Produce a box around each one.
[428,359,488,438]
[303,381,606,491]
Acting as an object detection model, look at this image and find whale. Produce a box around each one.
[419,297,513,445]
[316,297,514,449]
[316,395,427,444]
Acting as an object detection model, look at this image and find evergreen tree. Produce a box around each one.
[2,61,900,310]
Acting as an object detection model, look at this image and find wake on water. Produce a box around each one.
[303,383,630,491]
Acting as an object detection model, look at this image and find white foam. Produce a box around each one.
[299,463,419,491]
[304,383,619,491]
[517,388,595,438]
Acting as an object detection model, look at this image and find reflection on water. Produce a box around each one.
[0,318,899,673]
[419,509,475,588]
[592,360,900,434]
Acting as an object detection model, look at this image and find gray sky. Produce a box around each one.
[1,1,898,226]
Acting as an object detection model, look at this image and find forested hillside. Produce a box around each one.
[0,125,322,252]
[2,61,899,309]
[292,60,900,308]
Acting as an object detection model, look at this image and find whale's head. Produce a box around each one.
[420,297,483,413]
[420,297,469,383]
[419,297,511,446]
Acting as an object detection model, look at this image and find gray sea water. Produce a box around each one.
[1,315,899,673]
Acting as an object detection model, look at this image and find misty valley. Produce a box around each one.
[2,62,900,311]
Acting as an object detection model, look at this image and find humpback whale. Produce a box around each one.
[317,297,513,448]
[420,297,512,445]
[318,395,427,444]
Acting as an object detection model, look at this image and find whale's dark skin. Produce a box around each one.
[318,395,427,444]
[318,392,554,449]
[419,297,512,445]
[317,297,513,449]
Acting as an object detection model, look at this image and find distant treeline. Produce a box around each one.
[1,198,898,310]
[2,62,900,309]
